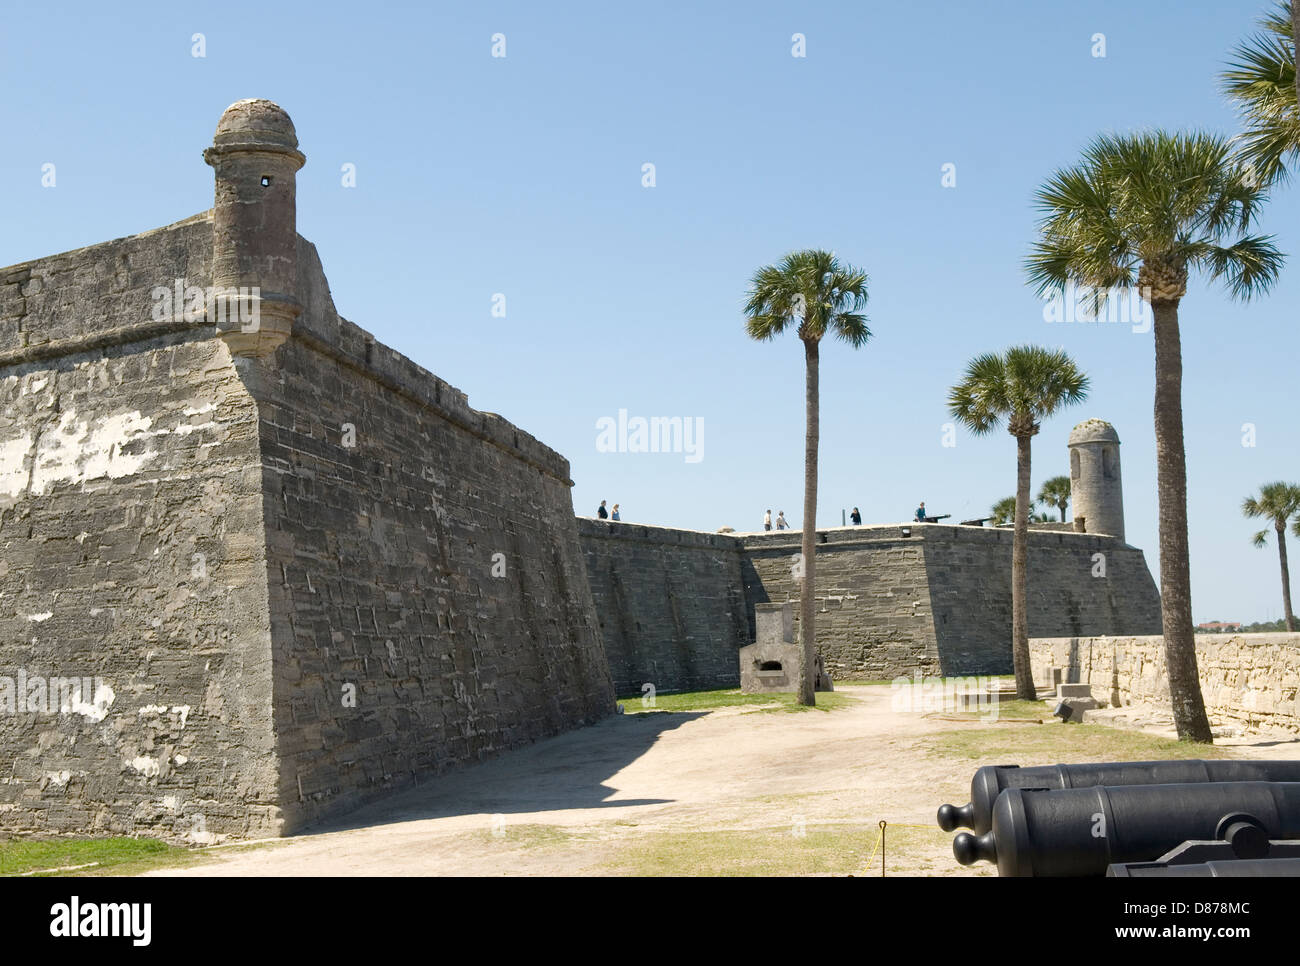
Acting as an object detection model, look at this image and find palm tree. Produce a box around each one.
[744,250,870,705]
[990,496,1018,527]
[949,346,1088,701]
[1027,131,1285,742]
[1222,2,1298,186]
[1243,482,1300,631]
[1038,475,1072,522]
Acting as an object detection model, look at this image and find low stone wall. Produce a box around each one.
[1029,633,1300,733]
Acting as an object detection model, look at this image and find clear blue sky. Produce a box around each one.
[2,0,1297,623]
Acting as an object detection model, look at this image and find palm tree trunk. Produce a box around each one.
[797,337,819,706]
[1152,300,1213,742]
[1011,433,1035,700]
[1293,0,1300,109]
[1278,521,1296,632]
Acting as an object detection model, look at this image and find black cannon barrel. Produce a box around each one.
[952,781,1300,877]
[1109,857,1300,877]
[937,759,1300,834]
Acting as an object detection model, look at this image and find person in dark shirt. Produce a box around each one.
[850,507,861,525]
[915,501,927,522]
[598,500,608,519]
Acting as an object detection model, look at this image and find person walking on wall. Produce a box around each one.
[611,504,621,521]
[598,500,609,519]
[764,509,772,531]
[776,511,789,530]
[850,507,862,526]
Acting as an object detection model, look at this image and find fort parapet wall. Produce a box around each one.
[580,521,1163,693]
[578,519,750,696]
[0,213,613,841]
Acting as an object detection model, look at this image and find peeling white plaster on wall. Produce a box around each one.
[0,400,229,500]
[128,756,160,778]
[64,683,114,721]
[138,704,191,727]
[26,612,52,622]
[29,410,157,495]
[45,771,71,788]
[0,434,32,497]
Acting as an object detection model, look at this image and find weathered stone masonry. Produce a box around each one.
[0,100,613,841]
[579,519,750,696]
[581,521,1163,693]
[1029,633,1300,734]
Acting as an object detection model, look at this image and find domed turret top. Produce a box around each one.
[206,99,304,169]
[1068,418,1120,445]
[214,99,297,145]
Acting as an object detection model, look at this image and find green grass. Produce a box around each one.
[0,837,195,877]
[936,698,1051,720]
[603,822,955,876]
[0,836,282,877]
[749,691,859,714]
[922,721,1238,763]
[618,688,857,714]
[838,675,1014,688]
[466,823,579,850]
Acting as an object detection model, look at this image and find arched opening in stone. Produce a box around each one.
[1102,446,1116,480]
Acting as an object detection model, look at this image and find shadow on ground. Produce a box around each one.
[297,710,704,836]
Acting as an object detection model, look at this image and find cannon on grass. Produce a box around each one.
[937,759,1300,835]
[951,781,1300,877]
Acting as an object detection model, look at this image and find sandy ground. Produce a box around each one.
[148,686,1300,877]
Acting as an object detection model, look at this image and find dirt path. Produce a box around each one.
[150,687,1300,877]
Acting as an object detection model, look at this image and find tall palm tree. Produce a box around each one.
[1027,131,1285,742]
[1243,482,1300,631]
[1222,1,1298,186]
[744,250,870,706]
[1038,475,1072,522]
[949,346,1088,701]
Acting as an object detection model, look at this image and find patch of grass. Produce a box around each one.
[618,688,855,713]
[748,691,859,714]
[0,836,283,877]
[467,823,579,850]
[836,675,1014,689]
[921,721,1238,763]
[935,699,1051,721]
[603,822,958,877]
[0,837,191,877]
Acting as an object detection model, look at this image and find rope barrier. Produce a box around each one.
[862,820,948,876]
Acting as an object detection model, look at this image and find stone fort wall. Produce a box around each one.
[0,214,613,840]
[579,519,750,696]
[581,521,1163,693]
[259,239,613,830]
[0,216,282,840]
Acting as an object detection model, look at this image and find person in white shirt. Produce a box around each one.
[764,509,772,531]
